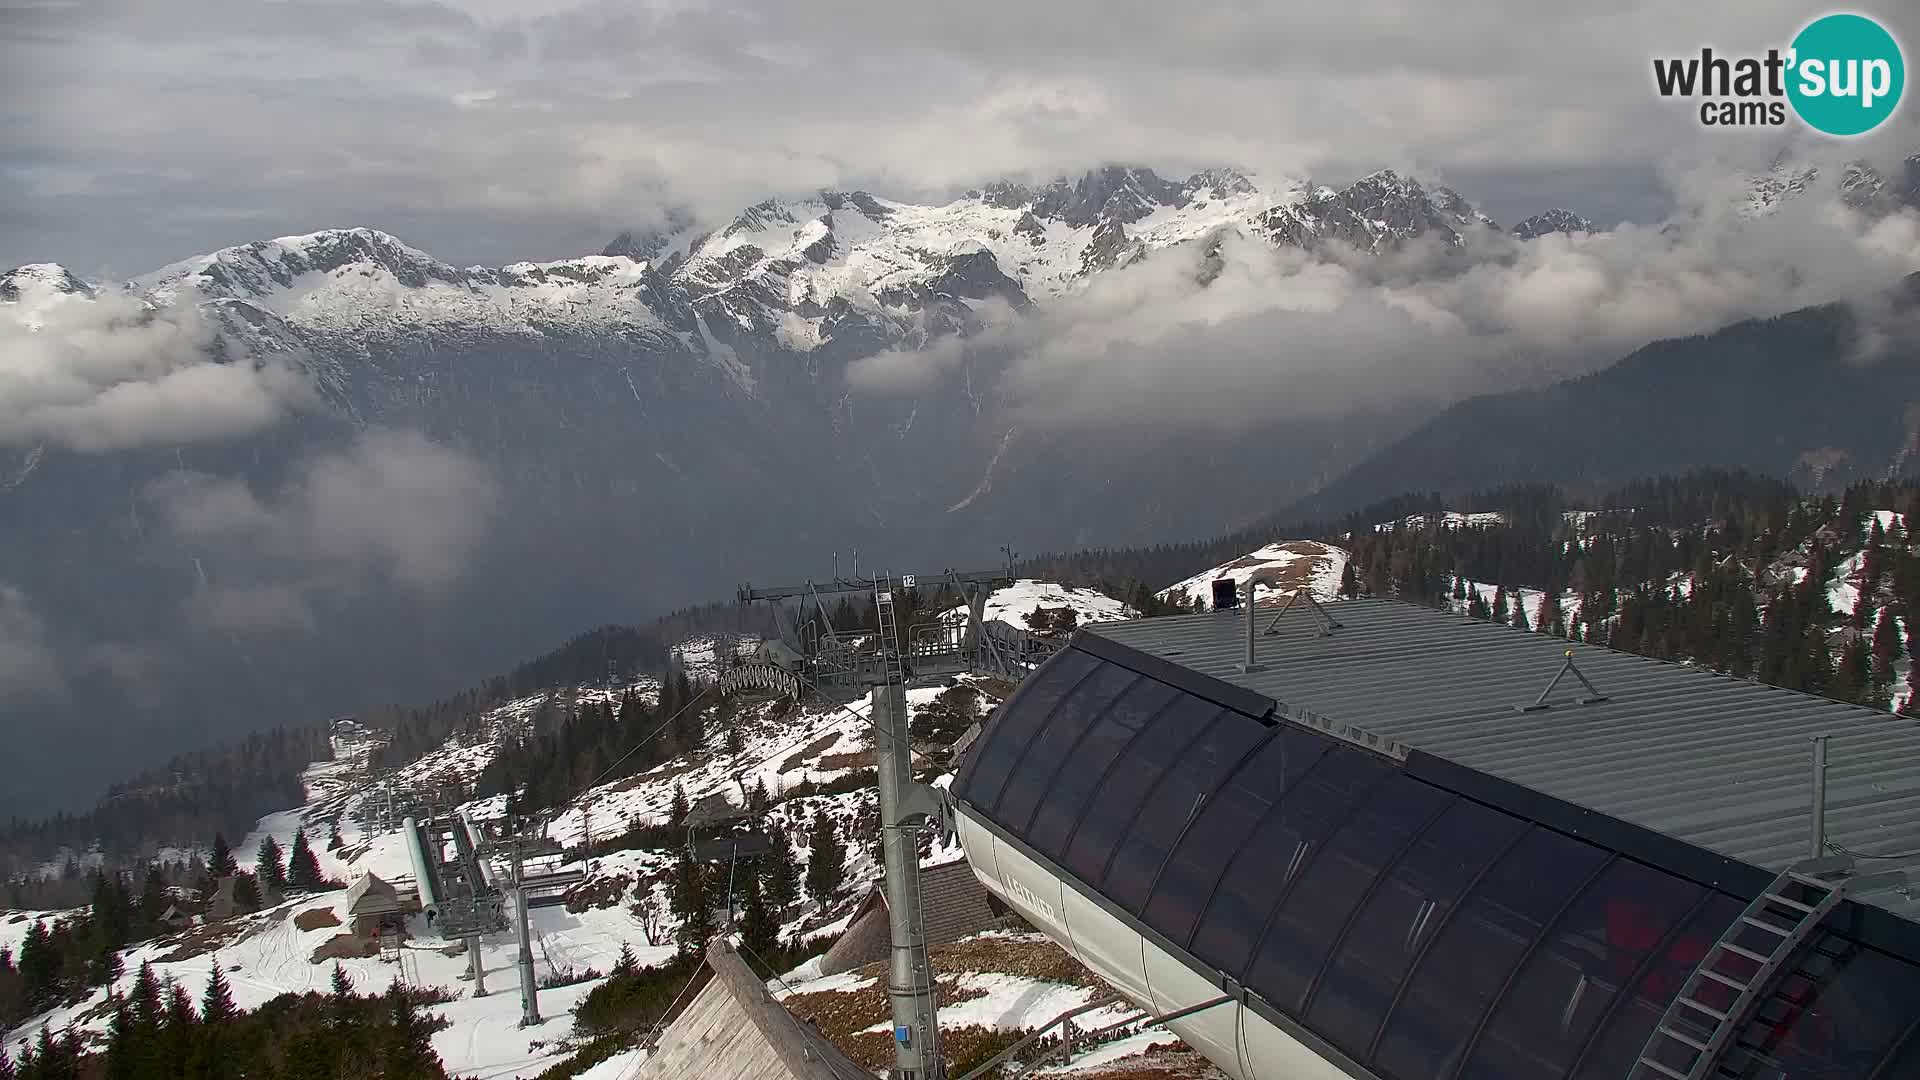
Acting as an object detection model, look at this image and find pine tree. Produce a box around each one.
[668,851,713,958]
[1833,637,1872,705]
[1510,592,1531,631]
[255,836,286,897]
[804,811,846,907]
[738,875,779,958]
[1491,585,1509,625]
[200,961,235,1024]
[765,826,800,916]
[1872,607,1902,698]
[330,962,353,1000]
[231,873,261,912]
[105,998,137,1080]
[162,982,196,1071]
[1538,591,1564,637]
[668,784,690,829]
[287,829,324,890]
[1451,576,1467,602]
[18,921,56,1012]
[612,944,637,978]
[381,981,441,1080]
[748,778,771,818]
[207,834,236,879]
[1466,588,1490,620]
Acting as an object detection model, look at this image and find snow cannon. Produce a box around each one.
[401,816,441,912]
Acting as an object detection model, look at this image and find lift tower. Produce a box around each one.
[738,567,1019,1080]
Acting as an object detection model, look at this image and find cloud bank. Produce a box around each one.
[7,1,1918,272]
[852,171,1920,432]
[148,429,502,631]
[0,289,312,451]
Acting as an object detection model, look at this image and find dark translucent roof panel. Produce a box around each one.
[1745,937,1920,1076]
[953,648,1099,814]
[1059,694,1224,887]
[1568,891,1740,1079]
[1304,798,1528,1061]
[1461,858,1704,1079]
[1372,828,1609,1079]
[1022,677,1184,860]
[993,661,1143,837]
[1141,727,1330,946]
[1099,710,1268,915]
[1241,773,1453,1013]
[1190,746,1390,975]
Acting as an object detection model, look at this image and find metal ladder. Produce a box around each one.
[1633,863,1848,1080]
[874,575,905,688]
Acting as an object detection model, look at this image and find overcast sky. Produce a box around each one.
[3,1,1918,276]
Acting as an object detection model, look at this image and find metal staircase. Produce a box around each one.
[1633,862,1850,1080]
[875,575,906,688]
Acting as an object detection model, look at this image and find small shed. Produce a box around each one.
[635,938,869,1080]
[818,858,1013,976]
[344,871,419,940]
[205,875,273,920]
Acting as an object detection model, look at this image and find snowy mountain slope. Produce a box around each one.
[1740,153,1920,218]
[0,580,1231,1076]
[939,579,1140,631]
[1159,540,1351,608]
[14,164,1530,361]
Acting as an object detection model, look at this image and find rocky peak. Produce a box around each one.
[602,208,695,261]
[1513,209,1596,240]
[137,227,465,302]
[1033,166,1186,228]
[1183,168,1257,200]
[0,263,94,303]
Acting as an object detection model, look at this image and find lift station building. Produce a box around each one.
[951,599,1920,1080]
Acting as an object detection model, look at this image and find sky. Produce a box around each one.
[5,0,1919,276]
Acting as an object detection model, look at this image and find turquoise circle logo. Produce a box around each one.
[1787,13,1905,136]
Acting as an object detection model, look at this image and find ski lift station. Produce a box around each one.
[949,593,1920,1080]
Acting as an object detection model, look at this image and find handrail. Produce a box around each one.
[951,996,1124,1080]
[1006,994,1235,1079]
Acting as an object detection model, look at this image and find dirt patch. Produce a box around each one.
[1056,1042,1232,1079]
[606,755,708,793]
[815,750,876,772]
[564,872,633,913]
[918,934,1097,985]
[310,932,380,963]
[293,907,341,931]
[782,973,990,1070]
[780,732,844,773]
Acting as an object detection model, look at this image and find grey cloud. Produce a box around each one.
[879,174,1920,434]
[10,1,1919,271]
[0,584,62,702]
[0,289,313,450]
[151,428,501,593]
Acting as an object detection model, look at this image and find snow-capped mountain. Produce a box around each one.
[1741,153,1920,218]
[1512,209,1596,240]
[134,227,692,339]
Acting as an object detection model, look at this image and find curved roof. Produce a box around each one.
[951,611,1920,1080]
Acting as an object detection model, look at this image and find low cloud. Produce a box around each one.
[856,171,1920,432]
[0,584,62,702]
[152,429,501,601]
[0,290,312,451]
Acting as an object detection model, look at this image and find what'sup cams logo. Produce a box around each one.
[1654,12,1905,135]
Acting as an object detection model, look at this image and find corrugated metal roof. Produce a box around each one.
[1089,599,1920,924]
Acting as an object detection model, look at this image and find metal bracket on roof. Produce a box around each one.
[1518,648,1610,712]
[1263,590,1342,637]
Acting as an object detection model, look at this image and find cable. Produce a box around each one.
[1825,839,1920,861]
